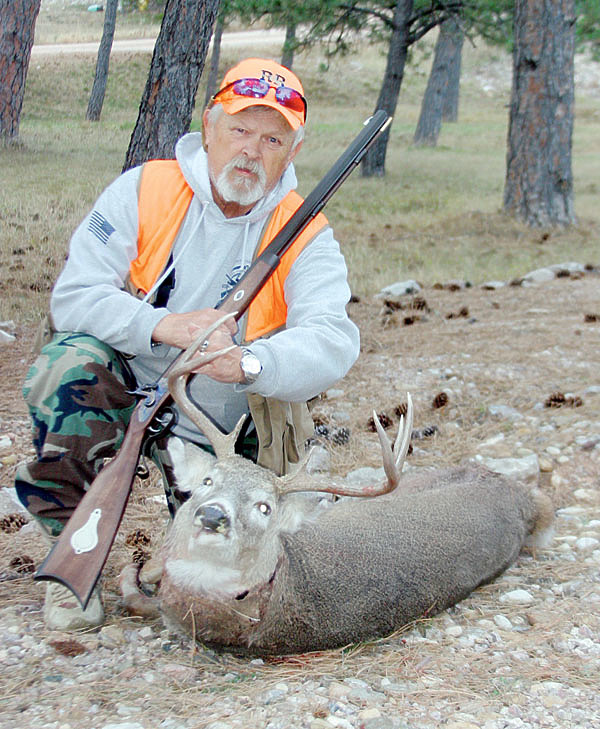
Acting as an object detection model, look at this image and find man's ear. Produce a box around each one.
[287,139,303,165]
[202,107,213,150]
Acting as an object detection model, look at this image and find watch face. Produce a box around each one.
[241,352,261,380]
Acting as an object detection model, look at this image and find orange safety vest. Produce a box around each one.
[130,160,328,342]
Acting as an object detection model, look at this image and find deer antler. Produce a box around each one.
[167,312,247,460]
[279,393,414,497]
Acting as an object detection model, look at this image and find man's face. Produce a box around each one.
[203,105,302,216]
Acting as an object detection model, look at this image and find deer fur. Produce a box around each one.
[120,408,555,657]
[119,316,554,655]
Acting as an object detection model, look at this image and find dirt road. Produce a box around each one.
[31,28,286,57]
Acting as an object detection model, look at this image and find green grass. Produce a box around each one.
[1,25,599,323]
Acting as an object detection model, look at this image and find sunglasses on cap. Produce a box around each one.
[213,77,307,122]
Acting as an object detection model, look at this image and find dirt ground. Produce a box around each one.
[0,269,599,728]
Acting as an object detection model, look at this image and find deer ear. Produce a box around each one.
[167,437,216,493]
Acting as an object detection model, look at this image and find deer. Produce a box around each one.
[120,314,555,656]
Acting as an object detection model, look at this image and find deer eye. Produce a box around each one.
[202,477,213,486]
[257,502,272,516]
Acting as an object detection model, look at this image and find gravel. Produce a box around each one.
[1,274,600,728]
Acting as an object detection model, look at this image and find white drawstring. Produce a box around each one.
[125,200,209,328]
[139,200,209,305]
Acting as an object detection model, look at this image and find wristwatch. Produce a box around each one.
[240,348,262,384]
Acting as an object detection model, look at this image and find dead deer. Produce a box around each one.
[120,314,554,656]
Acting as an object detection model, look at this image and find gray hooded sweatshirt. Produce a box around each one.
[50,133,360,442]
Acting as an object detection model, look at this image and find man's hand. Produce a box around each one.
[152,309,244,383]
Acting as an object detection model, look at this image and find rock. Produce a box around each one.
[522,267,556,285]
[575,537,600,551]
[487,404,524,421]
[306,445,331,474]
[549,261,586,274]
[493,614,513,630]
[328,681,349,699]
[137,626,155,641]
[0,329,16,345]
[499,589,535,605]
[376,280,422,298]
[360,717,395,729]
[162,663,196,683]
[481,280,506,290]
[475,453,539,483]
[99,624,127,648]
[345,465,385,484]
[0,488,29,517]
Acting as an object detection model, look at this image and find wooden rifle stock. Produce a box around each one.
[34,110,391,609]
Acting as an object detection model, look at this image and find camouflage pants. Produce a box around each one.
[14,332,180,536]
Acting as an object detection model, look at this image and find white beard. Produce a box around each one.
[213,154,267,207]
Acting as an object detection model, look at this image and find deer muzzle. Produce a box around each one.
[193,504,231,535]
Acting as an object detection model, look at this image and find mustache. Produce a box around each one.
[227,155,266,183]
[213,154,268,206]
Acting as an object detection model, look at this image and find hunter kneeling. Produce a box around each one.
[15,58,360,631]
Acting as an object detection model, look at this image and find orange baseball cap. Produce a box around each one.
[213,57,307,130]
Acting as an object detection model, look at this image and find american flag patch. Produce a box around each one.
[88,210,115,244]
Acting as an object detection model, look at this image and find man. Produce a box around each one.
[15,58,360,631]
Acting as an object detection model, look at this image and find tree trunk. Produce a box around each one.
[413,19,462,146]
[0,0,41,143]
[441,20,463,122]
[361,0,413,178]
[204,11,224,109]
[86,0,119,122]
[123,0,220,172]
[503,0,576,227]
[281,20,296,69]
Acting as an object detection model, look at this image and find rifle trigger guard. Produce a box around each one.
[127,383,159,407]
[140,406,178,461]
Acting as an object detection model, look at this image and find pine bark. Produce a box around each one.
[203,12,224,109]
[361,0,413,177]
[123,0,220,172]
[0,0,41,143]
[441,21,463,122]
[86,0,119,122]
[414,19,463,146]
[503,0,576,227]
[281,20,296,70]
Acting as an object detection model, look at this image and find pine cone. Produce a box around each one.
[382,298,403,311]
[49,639,87,657]
[125,529,151,547]
[545,392,566,408]
[411,296,429,311]
[412,425,439,440]
[10,555,35,574]
[394,402,408,418]
[314,423,330,440]
[367,412,394,431]
[432,392,449,409]
[331,427,350,445]
[0,513,28,533]
[131,548,151,567]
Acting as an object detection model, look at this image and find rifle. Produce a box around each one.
[35,109,392,609]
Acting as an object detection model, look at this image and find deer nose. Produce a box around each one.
[193,504,230,534]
